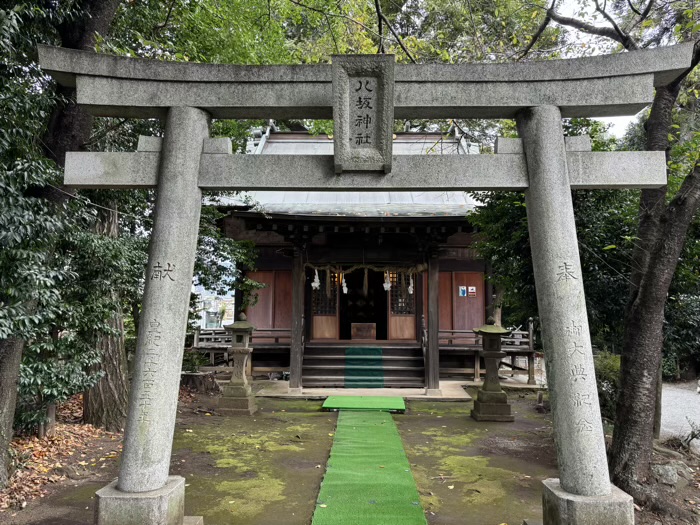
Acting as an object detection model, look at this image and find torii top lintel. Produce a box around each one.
[38,44,693,120]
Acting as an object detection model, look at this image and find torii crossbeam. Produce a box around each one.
[38,43,693,525]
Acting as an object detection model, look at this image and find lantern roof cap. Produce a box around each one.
[473,317,511,336]
[224,312,256,332]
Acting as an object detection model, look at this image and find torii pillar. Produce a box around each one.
[94,107,208,525]
[518,106,633,524]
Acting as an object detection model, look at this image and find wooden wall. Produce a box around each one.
[423,271,485,331]
[246,270,293,329]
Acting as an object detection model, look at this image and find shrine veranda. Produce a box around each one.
[38,44,694,525]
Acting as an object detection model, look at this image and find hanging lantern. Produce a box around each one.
[408,274,414,295]
[341,273,348,294]
[311,269,321,290]
[383,271,392,291]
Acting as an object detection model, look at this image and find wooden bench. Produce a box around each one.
[191,327,291,375]
[438,319,537,384]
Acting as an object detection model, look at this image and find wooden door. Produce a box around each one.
[434,271,485,331]
[388,273,416,340]
[273,271,293,328]
[246,271,274,329]
[311,270,339,339]
[452,272,485,331]
[246,270,293,334]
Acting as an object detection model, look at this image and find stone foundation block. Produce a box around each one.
[183,517,204,525]
[217,395,256,415]
[471,399,514,421]
[222,384,251,397]
[477,390,509,404]
[542,478,634,525]
[95,476,185,525]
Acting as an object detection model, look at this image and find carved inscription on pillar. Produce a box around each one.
[332,54,394,174]
[555,260,600,436]
[138,318,162,423]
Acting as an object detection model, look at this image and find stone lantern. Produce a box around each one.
[218,312,256,415]
[470,317,514,422]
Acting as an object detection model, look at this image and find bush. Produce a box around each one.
[182,348,208,373]
[594,352,621,422]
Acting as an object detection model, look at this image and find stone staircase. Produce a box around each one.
[301,343,425,388]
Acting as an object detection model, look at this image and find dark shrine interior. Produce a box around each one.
[338,269,388,340]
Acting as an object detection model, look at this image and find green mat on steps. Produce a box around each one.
[345,347,383,388]
[311,410,427,525]
[322,396,405,412]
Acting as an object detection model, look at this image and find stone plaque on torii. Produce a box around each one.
[38,43,693,525]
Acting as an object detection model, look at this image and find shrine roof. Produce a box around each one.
[220,131,479,218]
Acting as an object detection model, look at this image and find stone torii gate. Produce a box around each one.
[39,44,692,525]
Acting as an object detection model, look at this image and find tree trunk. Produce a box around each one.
[610,83,700,496]
[83,206,130,432]
[491,284,505,326]
[0,338,24,488]
[0,0,123,481]
[83,308,129,432]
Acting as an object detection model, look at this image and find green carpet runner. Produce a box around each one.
[312,407,427,525]
[345,347,384,388]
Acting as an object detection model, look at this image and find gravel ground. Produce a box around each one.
[661,380,700,451]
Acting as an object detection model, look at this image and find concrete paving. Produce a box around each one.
[660,380,700,452]
[255,379,472,401]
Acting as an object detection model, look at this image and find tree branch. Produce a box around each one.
[547,8,638,50]
[374,0,385,53]
[669,39,700,90]
[324,13,340,54]
[640,0,654,21]
[518,0,557,60]
[627,0,642,16]
[154,0,177,34]
[594,0,639,50]
[518,14,552,60]
[287,0,385,42]
[379,12,416,63]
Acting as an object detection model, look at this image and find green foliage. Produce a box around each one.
[470,119,636,351]
[0,3,121,430]
[594,352,621,422]
[622,94,700,377]
[181,349,209,373]
[101,0,295,65]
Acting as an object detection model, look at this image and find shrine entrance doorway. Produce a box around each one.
[338,269,388,341]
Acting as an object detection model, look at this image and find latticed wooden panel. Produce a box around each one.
[312,271,338,315]
[389,272,415,315]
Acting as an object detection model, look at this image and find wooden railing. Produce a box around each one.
[190,327,293,373]
[437,318,537,384]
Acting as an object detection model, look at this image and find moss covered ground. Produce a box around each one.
[7,392,558,525]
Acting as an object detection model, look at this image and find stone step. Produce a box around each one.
[303,364,424,371]
[303,358,424,368]
[301,376,425,388]
[303,354,423,360]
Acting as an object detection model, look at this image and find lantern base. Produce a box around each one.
[217,384,256,415]
[471,389,514,422]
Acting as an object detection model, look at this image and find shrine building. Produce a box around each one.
[220,128,532,389]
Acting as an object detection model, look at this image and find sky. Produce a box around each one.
[556,0,640,138]
[600,115,636,138]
